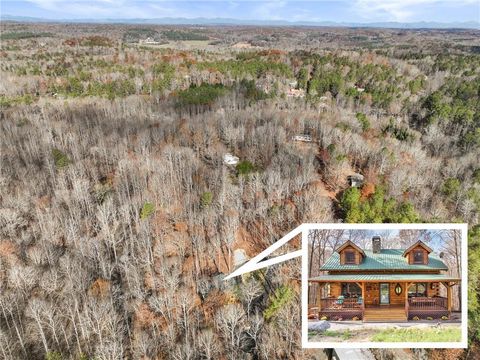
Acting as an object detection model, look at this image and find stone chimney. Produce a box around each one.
[372,236,381,253]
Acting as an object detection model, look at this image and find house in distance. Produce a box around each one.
[308,236,460,322]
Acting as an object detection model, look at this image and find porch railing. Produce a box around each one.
[408,296,447,310]
[320,297,363,311]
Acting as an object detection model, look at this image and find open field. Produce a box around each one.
[136,40,214,50]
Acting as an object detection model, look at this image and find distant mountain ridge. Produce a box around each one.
[1,14,479,29]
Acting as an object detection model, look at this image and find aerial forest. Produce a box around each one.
[0,22,479,359]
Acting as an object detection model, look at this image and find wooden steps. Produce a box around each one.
[363,307,407,322]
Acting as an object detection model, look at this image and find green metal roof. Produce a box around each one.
[320,249,448,271]
[309,274,460,282]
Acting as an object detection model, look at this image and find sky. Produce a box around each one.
[312,229,459,253]
[2,0,479,23]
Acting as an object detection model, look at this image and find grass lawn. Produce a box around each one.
[371,327,462,342]
[309,330,353,340]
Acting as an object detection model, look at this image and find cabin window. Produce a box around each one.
[345,251,356,264]
[408,283,427,297]
[413,250,424,264]
[341,283,361,298]
[325,283,331,297]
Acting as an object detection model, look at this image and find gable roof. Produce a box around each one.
[402,240,433,257]
[336,240,365,257]
[320,249,448,271]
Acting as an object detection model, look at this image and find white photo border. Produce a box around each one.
[301,223,468,349]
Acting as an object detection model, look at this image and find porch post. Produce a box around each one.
[405,282,410,317]
[447,283,452,312]
[361,282,365,316]
[317,282,322,313]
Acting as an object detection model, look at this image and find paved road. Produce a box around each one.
[333,348,375,360]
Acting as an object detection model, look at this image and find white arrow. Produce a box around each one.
[224,224,305,280]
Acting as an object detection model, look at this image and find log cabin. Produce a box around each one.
[308,236,460,322]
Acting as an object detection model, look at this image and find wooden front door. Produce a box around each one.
[379,283,390,304]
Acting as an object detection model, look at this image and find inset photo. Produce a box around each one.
[302,224,468,348]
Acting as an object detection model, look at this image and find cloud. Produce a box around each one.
[18,0,480,22]
[26,0,177,18]
[353,0,478,21]
[252,1,287,20]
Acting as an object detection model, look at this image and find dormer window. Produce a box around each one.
[336,240,365,265]
[402,241,432,265]
[345,251,355,264]
[413,250,424,264]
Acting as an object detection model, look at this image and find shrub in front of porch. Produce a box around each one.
[409,311,449,321]
[318,314,361,321]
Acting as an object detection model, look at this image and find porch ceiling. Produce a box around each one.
[309,274,461,282]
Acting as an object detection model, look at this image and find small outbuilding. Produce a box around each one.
[292,134,313,142]
[354,83,365,92]
[347,173,364,188]
[223,153,239,165]
[287,88,305,98]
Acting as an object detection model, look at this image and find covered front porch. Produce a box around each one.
[308,274,460,321]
